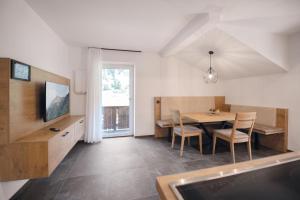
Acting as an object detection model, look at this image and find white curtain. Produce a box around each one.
[84,48,103,143]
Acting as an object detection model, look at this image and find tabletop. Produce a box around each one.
[183,112,236,123]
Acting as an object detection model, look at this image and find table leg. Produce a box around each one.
[196,123,212,154]
[198,123,212,140]
[168,127,172,142]
[196,122,227,154]
[221,121,229,129]
[254,132,260,150]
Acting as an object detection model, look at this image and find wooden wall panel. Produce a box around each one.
[214,96,225,111]
[160,96,216,120]
[0,59,10,145]
[222,104,231,112]
[230,105,277,127]
[154,97,168,138]
[9,65,70,142]
[0,142,48,181]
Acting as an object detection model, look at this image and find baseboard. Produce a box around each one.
[134,134,154,138]
[9,180,31,200]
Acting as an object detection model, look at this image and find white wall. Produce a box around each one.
[0,0,71,78]
[68,47,88,115]
[0,0,81,199]
[160,56,224,96]
[222,32,300,151]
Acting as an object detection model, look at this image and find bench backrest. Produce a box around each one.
[160,96,218,120]
[230,105,277,126]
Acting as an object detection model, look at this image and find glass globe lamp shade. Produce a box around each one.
[203,67,218,83]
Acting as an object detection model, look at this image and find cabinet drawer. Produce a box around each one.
[48,126,75,174]
[75,118,85,142]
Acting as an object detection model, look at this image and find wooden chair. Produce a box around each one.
[171,110,203,157]
[212,112,256,163]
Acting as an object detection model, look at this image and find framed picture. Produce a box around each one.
[11,60,31,81]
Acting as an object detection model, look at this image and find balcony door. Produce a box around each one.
[101,64,134,138]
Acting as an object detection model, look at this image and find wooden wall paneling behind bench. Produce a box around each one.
[0,59,10,145]
[160,96,215,120]
[214,96,226,111]
[154,96,225,138]
[154,97,168,138]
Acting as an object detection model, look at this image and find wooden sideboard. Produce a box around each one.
[0,115,85,181]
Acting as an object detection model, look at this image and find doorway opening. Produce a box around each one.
[101,64,134,138]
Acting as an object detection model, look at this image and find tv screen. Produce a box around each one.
[44,81,70,122]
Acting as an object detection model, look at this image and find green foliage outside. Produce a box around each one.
[102,68,129,94]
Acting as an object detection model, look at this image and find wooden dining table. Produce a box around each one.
[182,112,236,152]
[183,112,236,124]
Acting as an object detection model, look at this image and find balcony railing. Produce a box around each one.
[102,106,129,132]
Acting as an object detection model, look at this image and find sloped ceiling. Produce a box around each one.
[25,0,300,51]
[175,28,286,80]
[24,0,300,79]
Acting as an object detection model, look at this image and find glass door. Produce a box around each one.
[101,64,134,138]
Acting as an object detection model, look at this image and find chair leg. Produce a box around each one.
[247,140,252,160]
[230,142,236,163]
[188,137,191,146]
[171,132,175,149]
[180,136,185,157]
[212,135,217,155]
[199,134,203,155]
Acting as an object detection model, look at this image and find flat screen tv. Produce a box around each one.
[44,81,70,122]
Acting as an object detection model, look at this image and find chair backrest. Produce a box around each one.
[232,112,256,139]
[170,110,183,128]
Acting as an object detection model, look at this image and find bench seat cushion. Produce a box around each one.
[253,123,284,135]
[225,121,284,135]
[156,120,172,127]
[174,125,202,135]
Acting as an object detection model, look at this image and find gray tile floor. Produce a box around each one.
[12,136,279,200]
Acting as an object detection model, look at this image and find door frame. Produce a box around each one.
[101,61,135,137]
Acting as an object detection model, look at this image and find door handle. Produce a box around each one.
[62,132,70,137]
[80,120,84,124]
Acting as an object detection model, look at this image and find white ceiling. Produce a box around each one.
[25,0,300,51]
[25,0,191,51]
[25,0,300,79]
[175,28,286,80]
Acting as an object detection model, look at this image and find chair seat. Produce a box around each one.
[214,129,249,142]
[174,125,202,135]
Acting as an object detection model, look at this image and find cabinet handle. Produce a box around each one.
[62,132,69,137]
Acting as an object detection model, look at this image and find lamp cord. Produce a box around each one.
[209,54,212,73]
